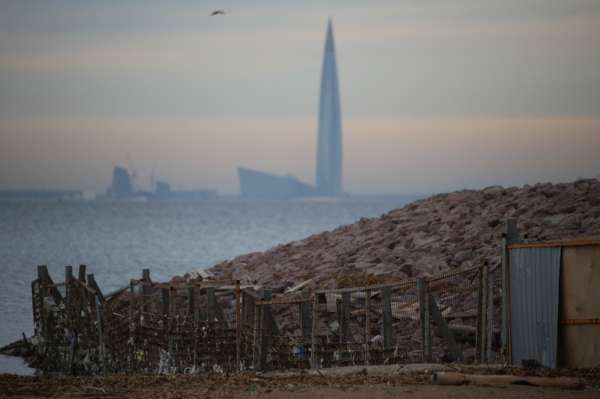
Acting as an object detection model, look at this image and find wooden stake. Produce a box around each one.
[365,289,371,365]
[418,278,431,362]
[382,287,393,352]
[235,280,241,371]
[78,265,87,283]
[311,293,319,369]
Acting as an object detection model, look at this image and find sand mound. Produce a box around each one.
[208,179,600,290]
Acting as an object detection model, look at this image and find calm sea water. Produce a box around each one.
[0,198,413,373]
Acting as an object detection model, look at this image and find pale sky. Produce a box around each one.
[1,0,599,194]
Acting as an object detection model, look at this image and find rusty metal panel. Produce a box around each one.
[510,247,561,368]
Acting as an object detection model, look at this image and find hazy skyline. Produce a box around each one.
[1,0,599,194]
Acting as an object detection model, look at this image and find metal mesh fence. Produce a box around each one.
[428,267,480,363]
[31,264,502,374]
[311,281,422,368]
[255,295,312,371]
[106,281,243,373]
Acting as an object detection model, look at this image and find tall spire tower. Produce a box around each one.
[316,19,343,196]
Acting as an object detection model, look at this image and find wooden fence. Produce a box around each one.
[30,264,501,374]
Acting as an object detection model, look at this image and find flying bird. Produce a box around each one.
[211,10,225,16]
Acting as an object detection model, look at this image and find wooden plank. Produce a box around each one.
[558,245,600,368]
[37,265,63,305]
[87,274,104,302]
[256,297,311,306]
[315,279,417,295]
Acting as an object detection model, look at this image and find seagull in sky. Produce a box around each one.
[211,10,225,16]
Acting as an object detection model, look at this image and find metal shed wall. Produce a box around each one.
[510,247,561,368]
[558,245,600,368]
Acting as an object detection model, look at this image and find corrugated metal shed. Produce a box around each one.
[510,247,561,368]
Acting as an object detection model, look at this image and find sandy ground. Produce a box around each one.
[1,371,599,399]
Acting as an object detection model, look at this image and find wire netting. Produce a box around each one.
[255,297,312,370]
[32,265,502,374]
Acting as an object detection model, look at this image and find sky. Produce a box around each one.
[0,0,599,195]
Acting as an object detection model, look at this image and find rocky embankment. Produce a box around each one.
[206,179,600,290]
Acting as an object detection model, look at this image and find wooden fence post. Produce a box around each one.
[87,274,104,302]
[206,287,215,323]
[94,292,106,373]
[311,293,319,369]
[78,265,87,283]
[36,266,49,343]
[141,269,151,314]
[188,287,195,315]
[65,265,73,324]
[31,279,41,337]
[65,266,74,374]
[340,292,351,344]
[300,291,312,342]
[477,264,489,363]
[259,289,272,370]
[382,287,393,352]
[252,298,262,370]
[487,272,494,362]
[418,278,432,362]
[168,286,175,365]
[129,280,136,370]
[235,280,241,371]
[365,289,371,365]
[429,293,461,361]
[501,219,520,363]
[38,265,63,305]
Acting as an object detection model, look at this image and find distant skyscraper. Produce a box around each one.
[316,19,343,196]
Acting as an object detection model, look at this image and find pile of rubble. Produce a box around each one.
[205,179,600,290]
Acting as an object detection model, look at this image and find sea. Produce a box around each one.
[0,197,417,374]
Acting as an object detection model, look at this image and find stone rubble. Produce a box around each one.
[207,179,600,291]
